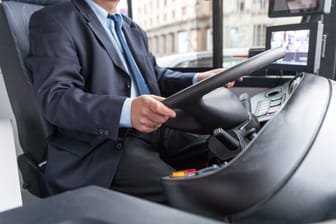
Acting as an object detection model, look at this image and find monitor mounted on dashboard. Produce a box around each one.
[268,0,332,18]
[265,22,324,73]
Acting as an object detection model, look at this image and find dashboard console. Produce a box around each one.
[251,74,303,122]
[162,73,336,223]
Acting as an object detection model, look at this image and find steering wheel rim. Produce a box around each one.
[162,47,287,109]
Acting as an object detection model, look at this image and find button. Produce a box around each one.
[262,101,270,105]
[104,130,109,136]
[116,143,123,150]
[171,169,197,177]
[172,171,185,177]
[257,101,270,110]
[256,109,268,117]
[268,106,281,114]
[258,105,269,111]
[270,100,281,107]
[271,95,283,101]
[259,101,270,107]
[99,129,104,135]
[184,169,197,175]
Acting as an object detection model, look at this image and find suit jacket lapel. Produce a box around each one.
[72,0,129,75]
[122,21,160,94]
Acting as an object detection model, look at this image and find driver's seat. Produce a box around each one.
[0,0,68,197]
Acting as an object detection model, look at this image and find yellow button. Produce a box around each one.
[171,171,185,177]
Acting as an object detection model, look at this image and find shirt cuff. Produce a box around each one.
[119,98,134,128]
[192,73,200,84]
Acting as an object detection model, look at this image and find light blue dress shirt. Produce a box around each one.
[85,0,199,128]
[85,0,135,127]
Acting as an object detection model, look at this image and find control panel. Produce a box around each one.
[251,83,289,122]
[251,75,303,122]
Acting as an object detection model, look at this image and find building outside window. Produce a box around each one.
[130,0,300,68]
[253,24,267,46]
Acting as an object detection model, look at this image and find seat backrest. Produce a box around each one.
[0,0,68,197]
[0,0,46,164]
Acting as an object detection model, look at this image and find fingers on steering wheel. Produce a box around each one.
[225,81,235,88]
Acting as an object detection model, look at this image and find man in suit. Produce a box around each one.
[27,0,226,202]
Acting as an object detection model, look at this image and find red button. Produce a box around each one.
[184,169,197,174]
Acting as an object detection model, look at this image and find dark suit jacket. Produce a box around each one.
[27,0,195,195]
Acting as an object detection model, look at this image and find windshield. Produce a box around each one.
[128,0,301,69]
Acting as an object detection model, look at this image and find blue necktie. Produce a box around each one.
[108,14,150,95]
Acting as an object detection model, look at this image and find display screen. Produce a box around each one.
[268,0,331,17]
[266,22,323,73]
[270,29,310,66]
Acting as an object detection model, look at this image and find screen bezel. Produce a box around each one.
[265,22,323,73]
[268,0,331,18]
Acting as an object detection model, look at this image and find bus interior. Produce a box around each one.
[0,0,336,223]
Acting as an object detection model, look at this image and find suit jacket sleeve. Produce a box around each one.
[27,10,126,140]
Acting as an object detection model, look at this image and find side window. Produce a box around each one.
[175,61,191,68]
[132,0,214,68]
[190,58,213,67]
[117,0,129,15]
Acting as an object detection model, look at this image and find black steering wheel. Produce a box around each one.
[163,47,287,109]
[161,47,287,134]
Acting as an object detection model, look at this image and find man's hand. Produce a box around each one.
[131,95,176,133]
[197,68,243,88]
[196,68,225,82]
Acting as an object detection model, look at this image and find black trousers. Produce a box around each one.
[110,128,209,203]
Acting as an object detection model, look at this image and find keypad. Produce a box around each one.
[255,94,286,117]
